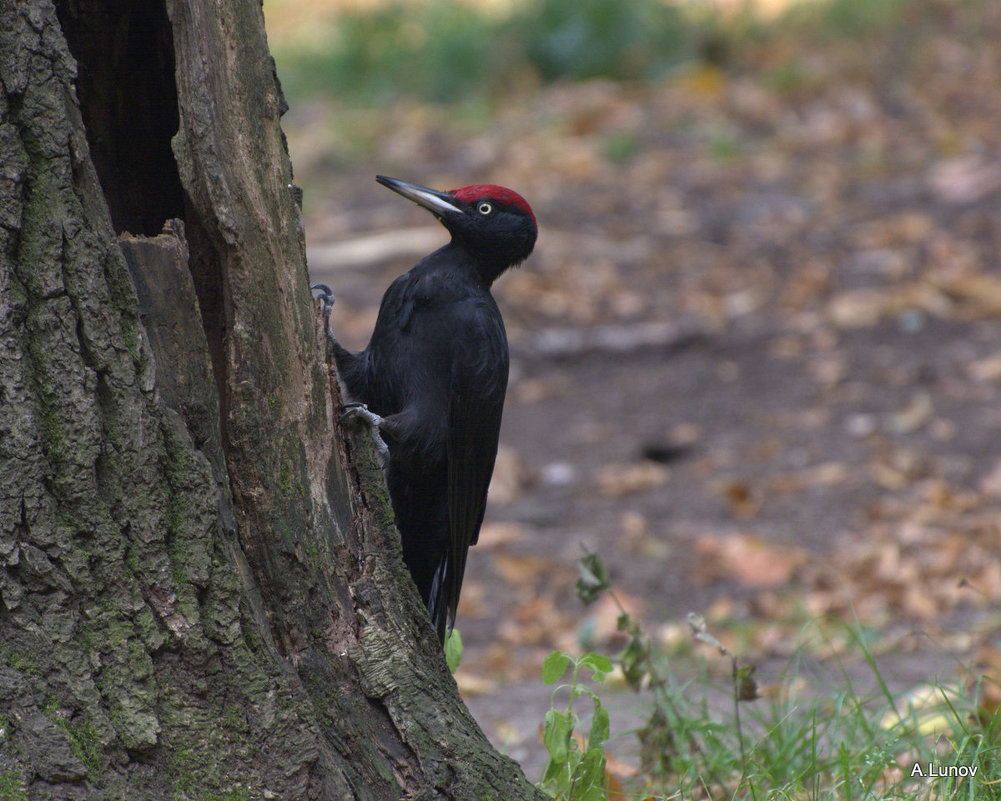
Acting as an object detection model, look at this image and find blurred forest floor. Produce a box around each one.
[270,0,1001,771]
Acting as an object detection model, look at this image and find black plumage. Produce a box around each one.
[322,175,537,642]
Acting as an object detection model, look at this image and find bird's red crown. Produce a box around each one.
[450,184,536,226]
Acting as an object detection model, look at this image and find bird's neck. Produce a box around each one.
[443,239,513,288]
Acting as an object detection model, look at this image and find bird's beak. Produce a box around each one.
[376,175,463,217]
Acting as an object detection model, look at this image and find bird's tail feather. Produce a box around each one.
[427,554,452,644]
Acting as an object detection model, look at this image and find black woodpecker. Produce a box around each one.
[315,175,537,643]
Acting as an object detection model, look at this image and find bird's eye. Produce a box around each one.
[477,202,493,215]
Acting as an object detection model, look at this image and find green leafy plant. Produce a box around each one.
[444,628,463,674]
[569,552,1001,799]
[539,649,613,800]
[578,552,747,797]
[523,0,688,82]
[270,0,700,106]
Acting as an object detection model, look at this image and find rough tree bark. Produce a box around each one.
[0,2,547,799]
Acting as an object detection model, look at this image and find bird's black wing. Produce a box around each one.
[440,298,509,635]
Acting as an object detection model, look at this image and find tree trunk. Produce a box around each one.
[0,2,546,799]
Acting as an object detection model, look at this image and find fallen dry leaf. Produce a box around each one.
[596,462,670,497]
[889,392,933,435]
[454,670,497,697]
[476,521,524,549]
[974,643,1001,721]
[718,479,761,519]
[605,756,639,801]
[977,460,1001,497]
[456,580,486,619]
[492,553,559,586]
[694,532,808,589]
[966,352,1001,384]
[927,156,1001,205]
[487,446,527,505]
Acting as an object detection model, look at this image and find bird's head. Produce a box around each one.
[377,175,537,284]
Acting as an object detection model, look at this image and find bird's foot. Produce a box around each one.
[310,283,337,345]
[340,401,382,427]
[340,403,390,467]
[311,282,335,307]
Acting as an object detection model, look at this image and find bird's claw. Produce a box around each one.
[340,403,390,466]
[310,282,334,299]
[310,283,338,345]
[311,282,336,312]
[340,401,382,427]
